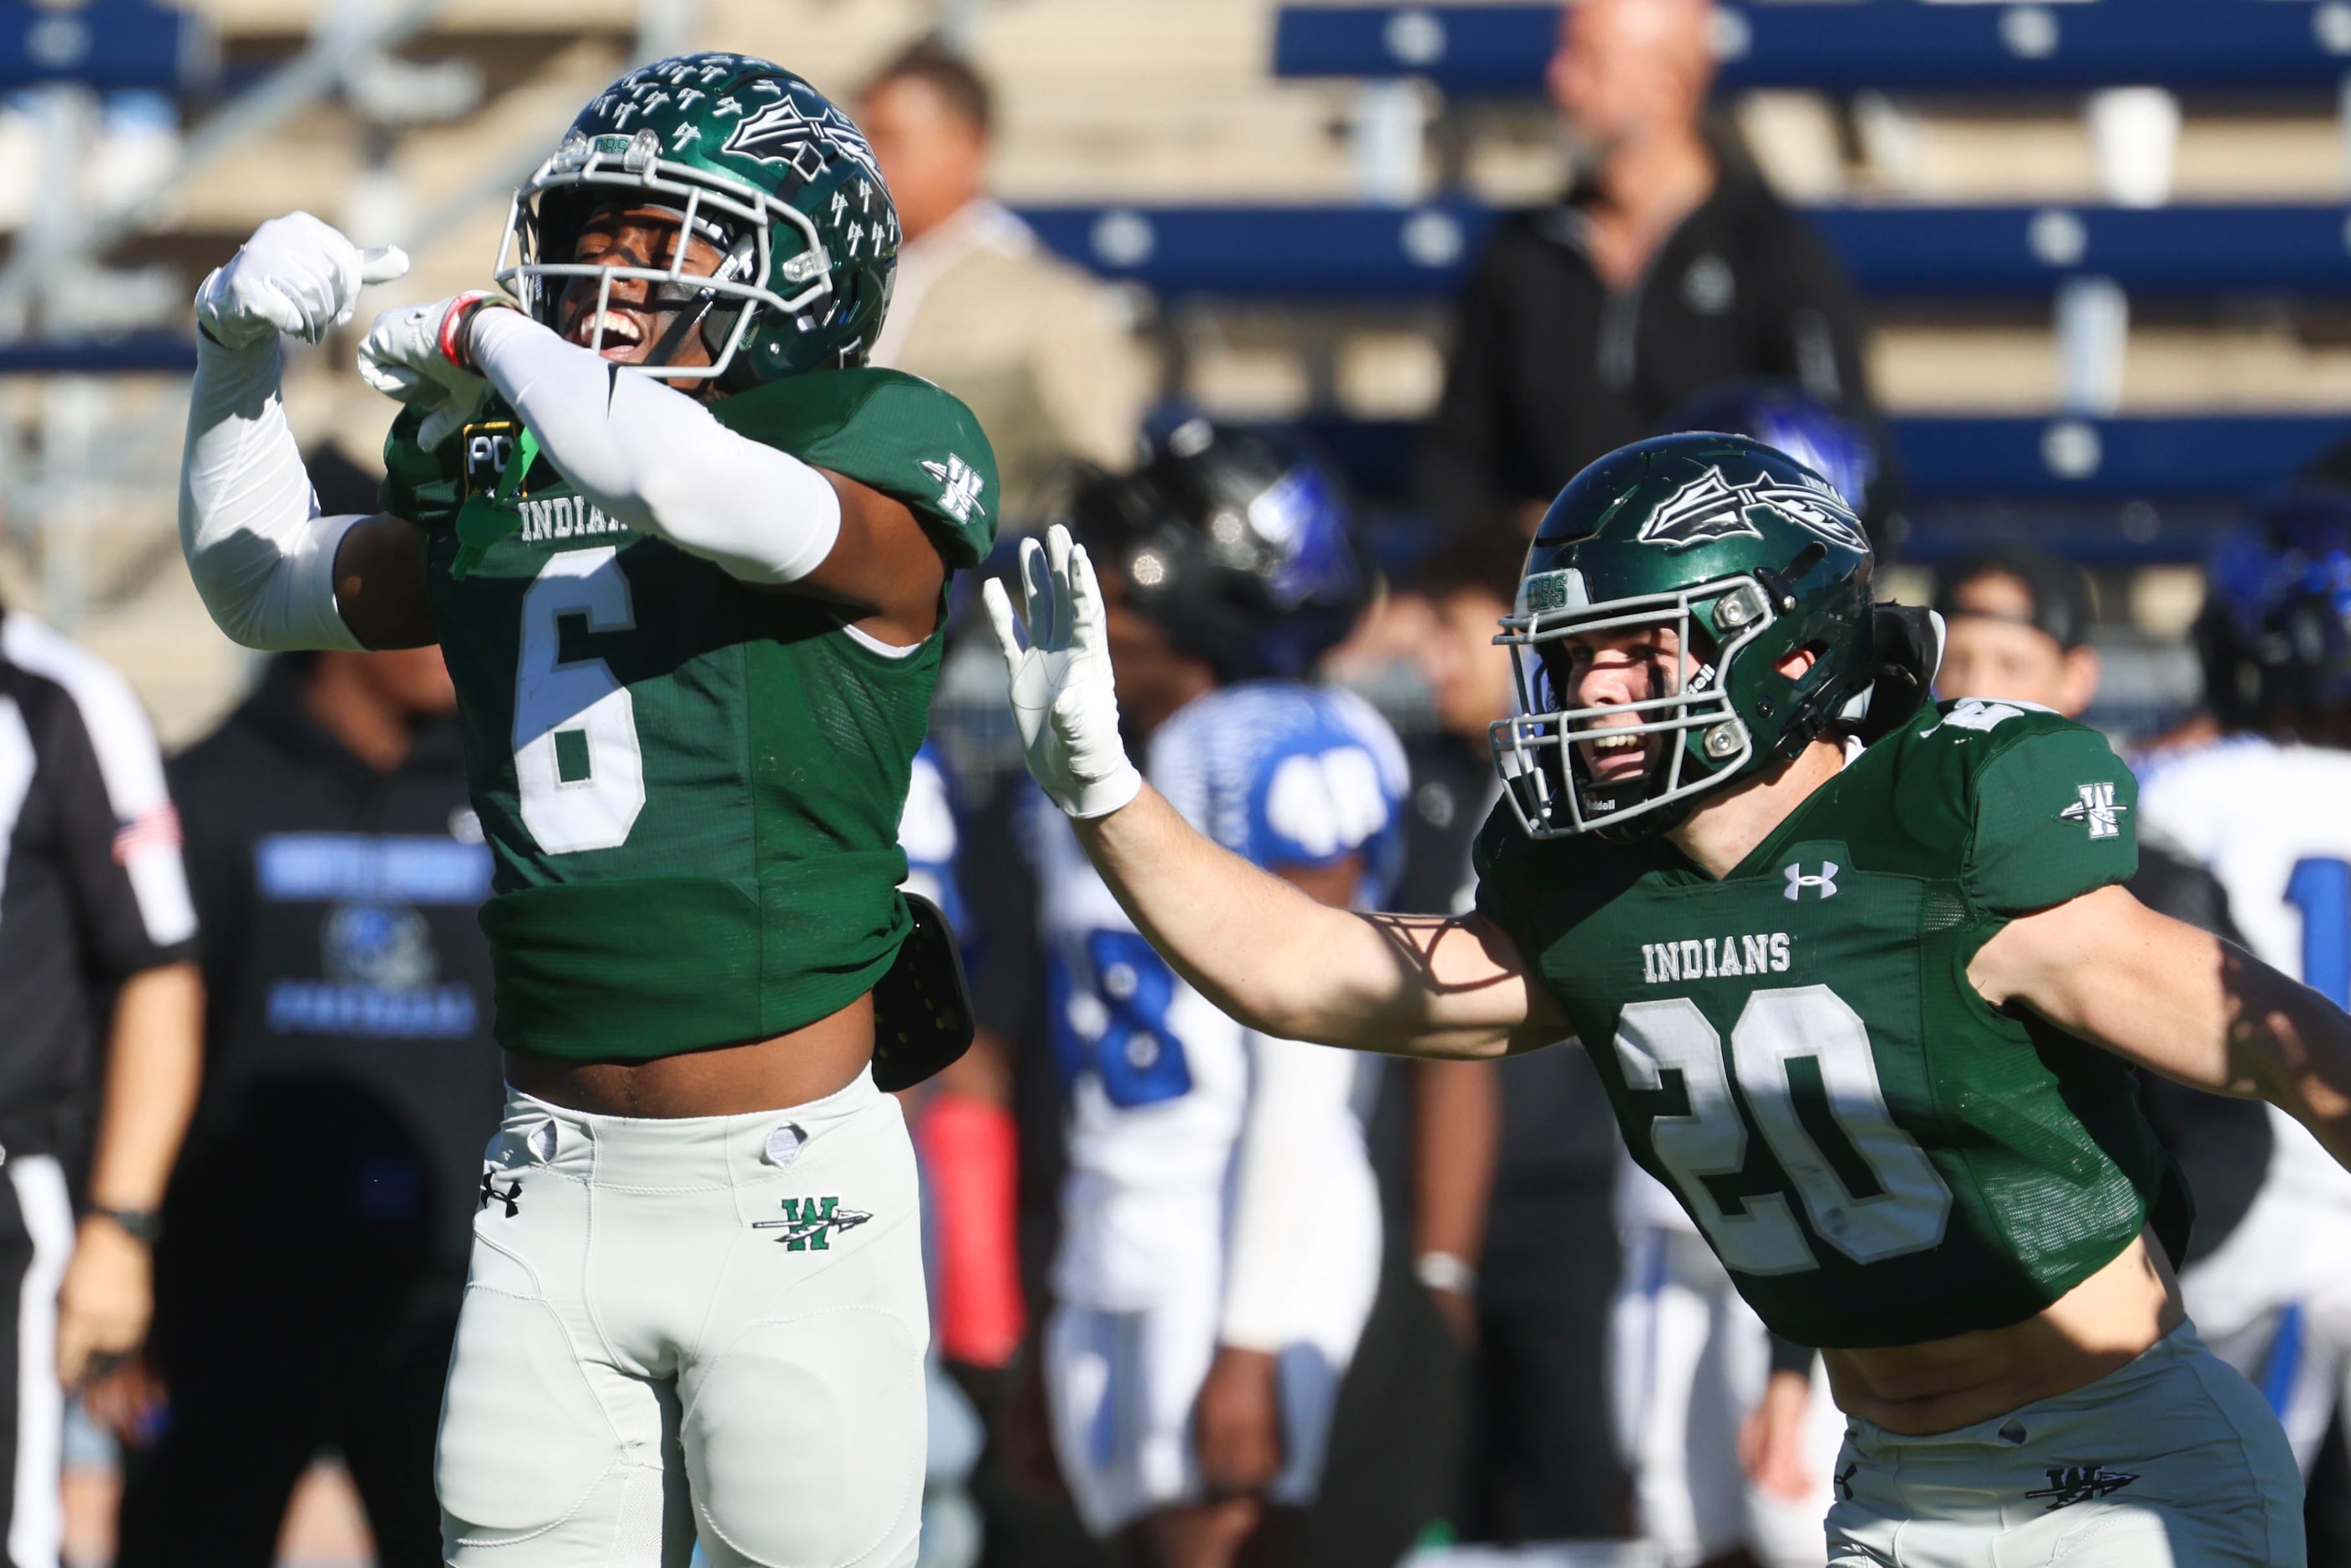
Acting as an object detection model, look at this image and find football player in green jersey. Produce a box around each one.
[989,432,2351,1565]
[179,53,996,1568]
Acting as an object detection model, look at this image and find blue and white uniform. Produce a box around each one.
[1031,681,1407,1535]
[1612,1160,1843,1568]
[2137,735,2351,1472]
[900,743,965,935]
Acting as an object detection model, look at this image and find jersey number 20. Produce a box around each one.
[514,549,646,854]
[1616,986,1953,1276]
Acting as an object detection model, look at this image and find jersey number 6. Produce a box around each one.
[514,549,646,854]
[1615,987,1953,1276]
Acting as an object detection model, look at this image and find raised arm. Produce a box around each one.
[1973,883,2351,1171]
[180,214,435,651]
[987,526,1564,1060]
[359,299,944,641]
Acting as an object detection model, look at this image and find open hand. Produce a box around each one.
[981,524,1142,820]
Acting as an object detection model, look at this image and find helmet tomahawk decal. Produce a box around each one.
[722,94,879,180]
[1639,466,1868,554]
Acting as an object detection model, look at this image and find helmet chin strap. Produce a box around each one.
[637,230,759,372]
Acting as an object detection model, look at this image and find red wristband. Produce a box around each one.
[438,292,515,372]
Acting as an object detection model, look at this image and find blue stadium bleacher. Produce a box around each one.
[0,3,205,94]
[1274,2,2351,97]
[1017,202,2351,300]
[0,339,196,375]
[1049,4,2351,537]
[1279,412,2345,518]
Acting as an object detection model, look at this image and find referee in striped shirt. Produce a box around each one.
[0,607,202,1567]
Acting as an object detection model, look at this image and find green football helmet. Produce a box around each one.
[1492,432,1892,841]
[494,52,898,389]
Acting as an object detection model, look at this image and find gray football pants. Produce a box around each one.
[435,1070,928,1568]
[1827,1323,2303,1567]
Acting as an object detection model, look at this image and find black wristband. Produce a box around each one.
[90,1206,162,1245]
[1766,1333,1817,1377]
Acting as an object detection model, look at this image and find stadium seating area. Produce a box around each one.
[3,0,2349,725]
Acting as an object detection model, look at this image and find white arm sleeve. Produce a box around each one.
[1219,1031,1360,1352]
[469,310,842,584]
[177,335,366,652]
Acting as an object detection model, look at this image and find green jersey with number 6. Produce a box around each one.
[1474,697,2184,1348]
[379,367,996,1060]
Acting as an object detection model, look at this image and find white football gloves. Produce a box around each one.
[194,212,408,351]
[357,291,515,451]
[984,525,1143,820]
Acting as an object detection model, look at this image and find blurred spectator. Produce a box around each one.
[1417,0,1877,544]
[859,40,1150,529]
[0,607,202,1568]
[1934,549,2102,721]
[114,646,499,1568]
[1934,545,2247,984]
[1366,536,1632,1545]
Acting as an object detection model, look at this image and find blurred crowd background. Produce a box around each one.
[8,0,2351,1564]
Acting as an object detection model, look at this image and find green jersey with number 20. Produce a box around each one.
[379,367,997,1062]
[1474,698,2184,1348]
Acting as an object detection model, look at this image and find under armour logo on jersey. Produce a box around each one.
[1784,862,1839,900]
[2058,782,2127,840]
[479,1172,521,1217]
[920,455,986,524]
[2024,1464,2136,1510]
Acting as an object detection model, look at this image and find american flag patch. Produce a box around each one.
[112,804,181,865]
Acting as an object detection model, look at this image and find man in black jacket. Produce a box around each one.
[114,647,503,1568]
[1418,0,1880,547]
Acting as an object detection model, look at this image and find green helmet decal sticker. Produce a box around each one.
[720,94,878,179]
[1636,465,1868,553]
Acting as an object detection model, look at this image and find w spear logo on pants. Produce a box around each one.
[754,1196,872,1251]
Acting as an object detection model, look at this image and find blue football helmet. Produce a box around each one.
[1060,417,1365,682]
[2197,485,2351,734]
[1662,379,1882,524]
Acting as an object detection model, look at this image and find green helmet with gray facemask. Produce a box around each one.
[495,52,898,389]
[1491,432,1908,841]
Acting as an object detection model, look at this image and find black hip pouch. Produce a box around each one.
[869,892,976,1093]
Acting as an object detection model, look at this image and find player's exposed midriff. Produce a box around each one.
[1822,1226,2186,1436]
[503,989,878,1117]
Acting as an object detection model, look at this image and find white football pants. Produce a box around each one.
[436,1070,929,1568]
